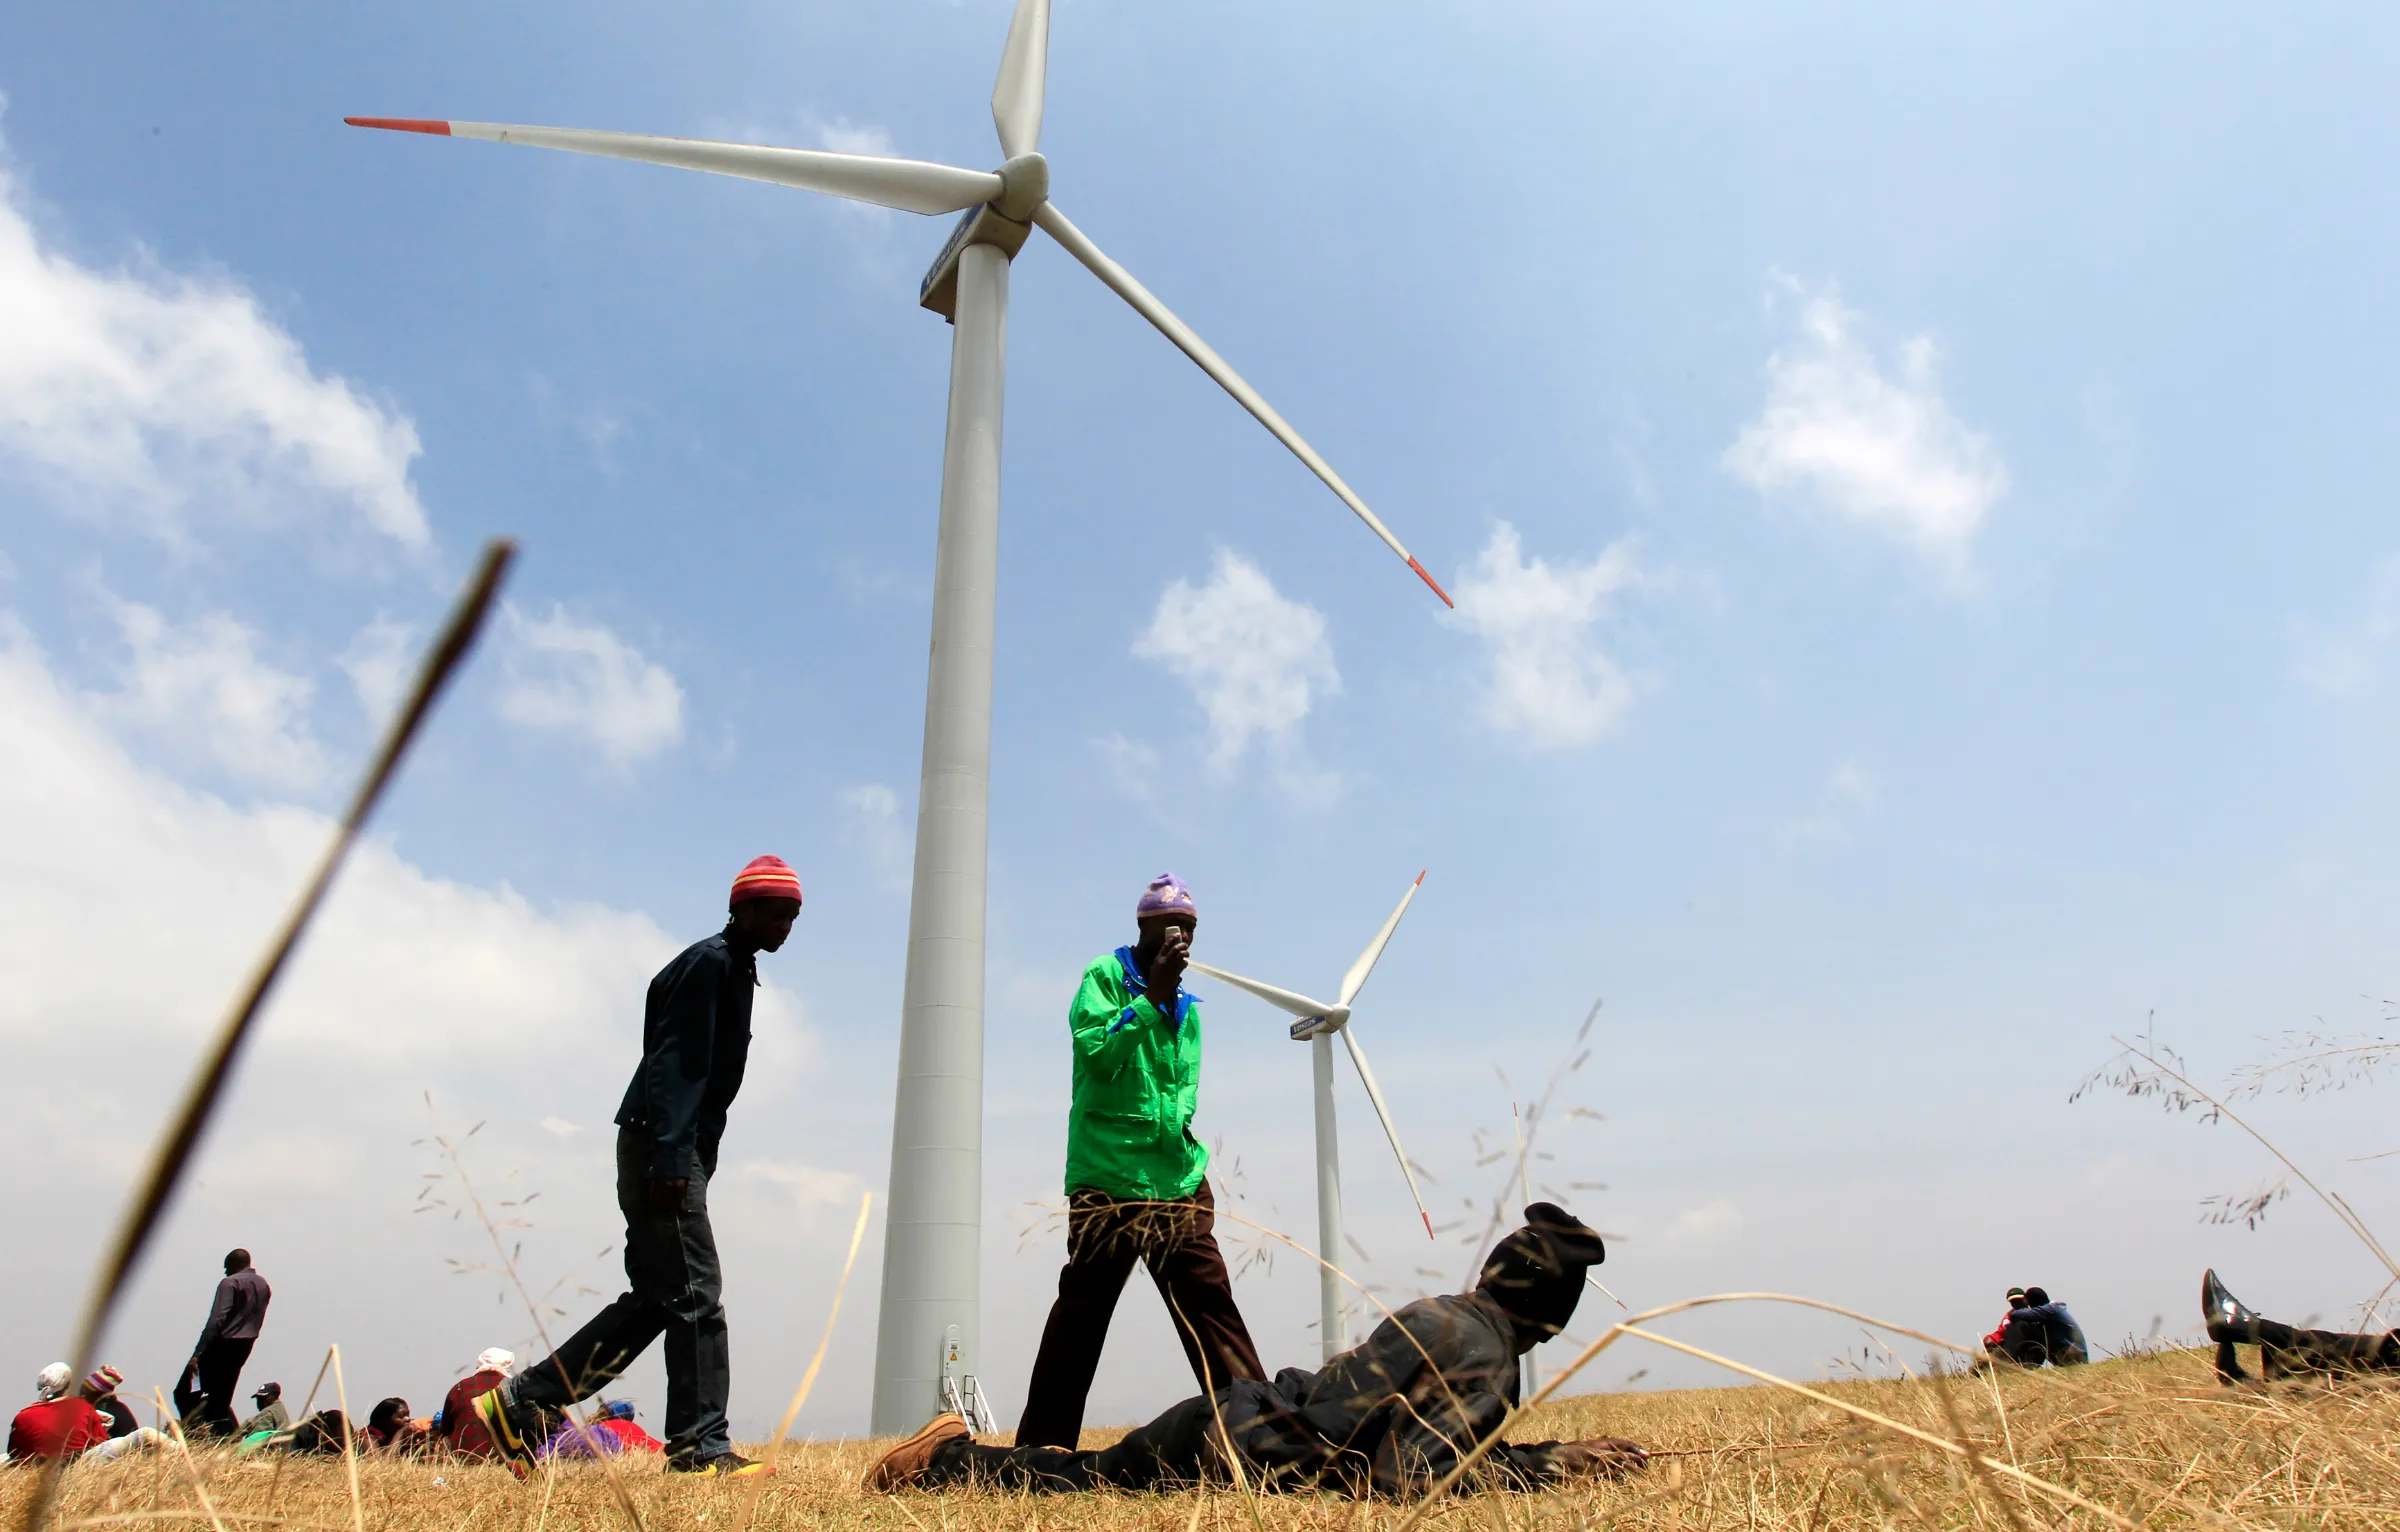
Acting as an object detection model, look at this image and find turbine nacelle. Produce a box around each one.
[1290,1010,1349,1042]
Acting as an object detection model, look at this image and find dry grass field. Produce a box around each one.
[9,1346,2396,1530]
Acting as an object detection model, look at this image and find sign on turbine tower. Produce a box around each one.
[345,0,1451,1433]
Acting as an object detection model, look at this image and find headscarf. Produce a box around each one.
[35,1363,71,1401]
[476,1348,516,1378]
[1476,1203,1609,1339]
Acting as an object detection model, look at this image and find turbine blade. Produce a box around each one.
[1340,1027,1436,1239]
[1186,961,1336,1023]
[1031,201,1454,607]
[1336,871,1425,1009]
[991,0,1051,158]
[344,118,1001,216]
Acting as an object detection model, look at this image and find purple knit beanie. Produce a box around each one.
[1135,872,1197,921]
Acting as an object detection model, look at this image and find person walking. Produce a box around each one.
[176,1249,270,1438]
[476,855,803,1480]
[1013,873,1264,1450]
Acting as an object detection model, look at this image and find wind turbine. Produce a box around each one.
[347,0,1451,1434]
[1190,873,1434,1360]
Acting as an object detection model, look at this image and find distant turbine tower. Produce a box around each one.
[346,0,1451,1433]
[1190,873,1435,1360]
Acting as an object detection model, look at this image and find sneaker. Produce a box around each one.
[665,1451,773,1478]
[864,1412,970,1493]
[472,1384,542,1482]
[2202,1268,2259,1342]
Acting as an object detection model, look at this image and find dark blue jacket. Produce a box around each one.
[2005,1302,2088,1364]
[614,931,756,1179]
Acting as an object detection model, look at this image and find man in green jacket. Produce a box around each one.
[1013,873,1264,1449]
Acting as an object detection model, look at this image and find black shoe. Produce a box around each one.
[2202,1268,2259,1343]
[666,1450,772,1478]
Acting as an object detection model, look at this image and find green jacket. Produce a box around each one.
[1063,946,1208,1200]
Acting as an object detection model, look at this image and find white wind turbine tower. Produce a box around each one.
[1190,874,1436,1360]
[347,0,1452,1434]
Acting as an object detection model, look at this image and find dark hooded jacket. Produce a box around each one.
[1209,1291,1571,1496]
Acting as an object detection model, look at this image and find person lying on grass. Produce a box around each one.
[2205,1268,2400,1382]
[868,1203,1648,1498]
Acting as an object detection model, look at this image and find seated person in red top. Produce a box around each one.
[438,1349,515,1460]
[9,1364,109,1463]
[364,1398,435,1455]
[1974,1287,2034,1369]
[538,1400,665,1460]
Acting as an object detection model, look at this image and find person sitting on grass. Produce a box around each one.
[9,1365,109,1463]
[365,1398,434,1455]
[237,1381,289,1438]
[539,1400,666,1460]
[867,1203,1649,1499]
[2205,1268,2400,1382]
[1980,1288,2031,1357]
[76,1370,166,1464]
[436,1349,513,1460]
[2001,1287,2089,1367]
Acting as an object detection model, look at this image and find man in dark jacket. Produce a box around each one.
[175,1249,270,1437]
[870,1204,1647,1498]
[476,855,802,1481]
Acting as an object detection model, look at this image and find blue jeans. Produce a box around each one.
[515,1130,731,1462]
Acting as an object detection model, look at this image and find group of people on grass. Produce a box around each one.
[20,853,2384,1499]
[7,1256,665,1468]
[1978,1284,2090,1369]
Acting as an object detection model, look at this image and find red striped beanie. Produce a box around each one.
[729,855,803,909]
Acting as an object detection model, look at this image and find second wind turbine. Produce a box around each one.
[1192,874,1436,1360]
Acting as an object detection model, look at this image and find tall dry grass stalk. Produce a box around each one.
[19,543,514,1532]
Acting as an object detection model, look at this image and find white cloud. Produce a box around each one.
[0,144,427,548]
[0,619,806,1069]
[1095,732,1161,800]
[1779,759,1880,847]
[1134,550,1340,773]
[540,1116,581,1140]
[0,621,819,1416]
[1445,523,1640,749]
[813,117,896,159]
[95,600,328,791]
[839,783,911,890]
[338,616,416,721]
[496,603,685,766]
[1658,1198,1744,1251]
[1723,278,2007,564]
[2294,554,2400,695]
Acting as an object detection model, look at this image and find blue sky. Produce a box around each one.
[6,0,2400,1438]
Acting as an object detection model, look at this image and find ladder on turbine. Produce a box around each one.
[942,1326,997,1434]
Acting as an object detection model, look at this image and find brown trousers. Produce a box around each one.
[1014,1180,1264,1449]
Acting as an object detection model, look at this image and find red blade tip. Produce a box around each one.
[1413,871,1426,886]
[1407,556,1454,608]
[345,117,452,136]
[1422,1211,1436,1240]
